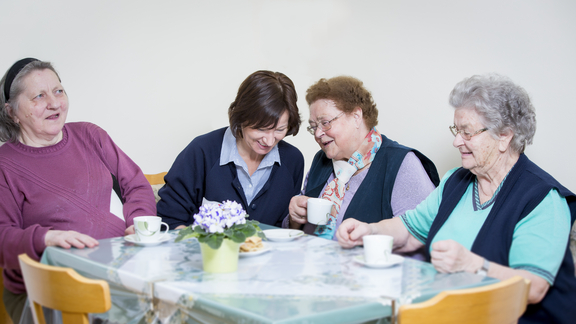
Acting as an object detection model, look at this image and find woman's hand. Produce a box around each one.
[430,239,482,273]
[44,230,99,249]
[336,218,373,249]
[124,225,135,236]
[431,239,550,304]
[288,196,309,229]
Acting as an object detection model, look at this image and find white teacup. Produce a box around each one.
[133,216,169,242]
[363,235,394,264]
[307,198,333,225]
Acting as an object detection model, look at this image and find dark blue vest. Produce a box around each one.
[305,135,439,224]
[426,154,576,324]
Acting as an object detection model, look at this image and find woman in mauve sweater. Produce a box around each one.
[0,58,156,324]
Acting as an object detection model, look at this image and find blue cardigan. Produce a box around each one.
[305,135,439,224]
[427,154,576,324]
[157,127,304,228]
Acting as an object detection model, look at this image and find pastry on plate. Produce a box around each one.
[240,236,264,252]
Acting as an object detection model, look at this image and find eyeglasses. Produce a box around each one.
[307,112,345,135]
[449,125,488,141]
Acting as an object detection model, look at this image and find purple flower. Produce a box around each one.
[192,200,248,234]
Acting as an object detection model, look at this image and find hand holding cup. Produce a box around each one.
[307,198,333,225]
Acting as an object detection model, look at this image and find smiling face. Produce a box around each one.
[452,108,506,176]
[10,69,68,147]
[309,99,366,161]
[237,110,289,159]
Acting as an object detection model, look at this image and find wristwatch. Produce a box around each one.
[475,258,490,276]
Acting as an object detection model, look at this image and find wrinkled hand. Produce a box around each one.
[288,196,309,228]
[336,218,372,249]
[124,225,135,236]
[44,230,99,249]
[430,239,477,273]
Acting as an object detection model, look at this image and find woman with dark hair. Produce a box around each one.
[157,70,304,228]
[285,76,439,241]
[0,58,156,324]
[337,73,576,324]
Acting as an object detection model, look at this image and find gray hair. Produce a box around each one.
[0,60,60,142]
[448,73,536,153]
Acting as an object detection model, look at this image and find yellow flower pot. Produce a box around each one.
[199,239,241,273]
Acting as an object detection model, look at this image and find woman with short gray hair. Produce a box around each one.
[448,73,536,154]
[338,73,576,323]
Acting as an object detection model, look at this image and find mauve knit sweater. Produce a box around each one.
[0,122,156,294]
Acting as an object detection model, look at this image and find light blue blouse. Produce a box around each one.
[220,127,280,205]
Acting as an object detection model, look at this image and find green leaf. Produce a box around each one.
[175,225,200,242]
[204,234,224,249]
[229,231,247,243]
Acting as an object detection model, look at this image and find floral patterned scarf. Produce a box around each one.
[315,128,382,239]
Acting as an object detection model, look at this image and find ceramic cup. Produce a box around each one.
[363,235,394,264]
[133,216,169,242]
[307,198,333,225]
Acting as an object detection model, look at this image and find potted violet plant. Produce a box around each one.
[175,200,263,273]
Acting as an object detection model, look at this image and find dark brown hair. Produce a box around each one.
[306,76,378,129]
[228,70,301,138]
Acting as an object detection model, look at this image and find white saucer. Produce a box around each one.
[353,254,404,268]
[263,229,304,242]
[124,234,171,247]
[239,243,271,257]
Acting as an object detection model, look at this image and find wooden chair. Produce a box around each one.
[398,276,530,324]
[144,172,167,185]
[18,254,111,324]
[0,267,14,324]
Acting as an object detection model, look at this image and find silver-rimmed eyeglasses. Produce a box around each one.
[307,112,345,135]
[449,125,488,141]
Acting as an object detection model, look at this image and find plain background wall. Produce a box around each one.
[1,0,575,191]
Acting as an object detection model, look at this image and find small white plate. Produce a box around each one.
[239,243,271,257]
[353,254,404,268]
[263,229,304,242]
[124,234,171,247]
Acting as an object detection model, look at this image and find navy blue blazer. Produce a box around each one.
[157,127,304,228]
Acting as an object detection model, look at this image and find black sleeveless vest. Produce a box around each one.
[426,154,576,324]
[305,135,439,224]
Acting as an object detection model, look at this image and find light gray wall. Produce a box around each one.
[2,0,575,191]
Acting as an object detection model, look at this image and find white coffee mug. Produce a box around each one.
[363,234,393,264]
[307,198,333,225]
[133,216,169,242]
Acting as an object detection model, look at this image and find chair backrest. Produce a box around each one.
[18,254,111,324]
[144,172,167,185]
[0,267,14,324]
[398,276,530,324]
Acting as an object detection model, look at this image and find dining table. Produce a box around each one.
[40,225,497,324]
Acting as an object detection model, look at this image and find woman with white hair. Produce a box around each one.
[337,74,576,324]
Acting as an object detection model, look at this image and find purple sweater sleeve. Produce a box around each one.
[92,124,157,225]
[390,152,436,216]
